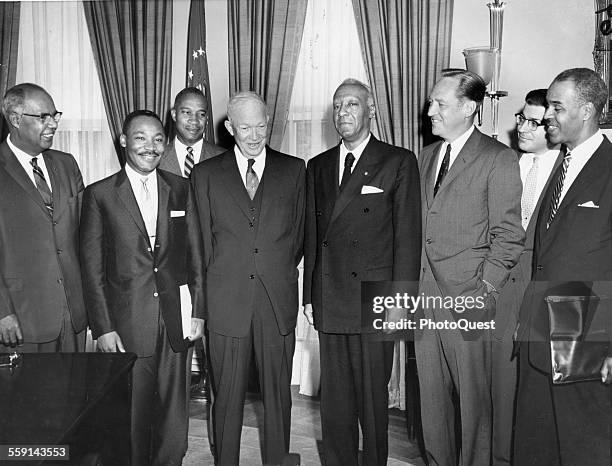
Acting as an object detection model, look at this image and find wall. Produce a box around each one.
[449,0,603,146]
[171,0,230,144]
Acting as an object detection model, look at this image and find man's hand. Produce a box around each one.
[189,318,205,341]
[383,307,408,334]
[0,314,23,347]
[600,357,612,384]
[97,331,125,352]
[303,304,314,326]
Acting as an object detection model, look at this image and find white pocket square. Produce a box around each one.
[170,210,186,217]
[361,185,384,194]
[577,201,599,209]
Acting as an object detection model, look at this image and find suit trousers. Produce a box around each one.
[414,308,492,466]
[319,332,394,466]
[130,315,188,466]
[19,305,85,352]
[208,279,295,466]
[514,343,612,466]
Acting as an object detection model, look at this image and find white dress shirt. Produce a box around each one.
[518,149,559,227]
[174,137,204,175]
[234,145,266,188]
[434,125,475,184]
[338,134,371,185]
[7,135,53,193]
[125,163,158,247]
[558,130,604,205]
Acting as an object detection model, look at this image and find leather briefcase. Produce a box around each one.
[546,295,609,384]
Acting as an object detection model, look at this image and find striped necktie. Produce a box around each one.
[184,146,194,177]
[30,156,53,216]
[546,148,571,229]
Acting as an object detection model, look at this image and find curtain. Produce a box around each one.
[16,1,119,185]
[83,0,173,164]
[227,0,307,150]
[351,0,454,152]
[0,2,20,142]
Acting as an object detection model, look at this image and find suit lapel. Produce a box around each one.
[164,141,182,175]
[43,152,62,218]
[0,142,49,217]
[220,152,252,220]
[155,171,170,254]
[114,169,149,242]
[259,149,282,227]
[421,142,442,208]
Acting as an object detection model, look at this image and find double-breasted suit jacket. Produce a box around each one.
[0,141,87,343]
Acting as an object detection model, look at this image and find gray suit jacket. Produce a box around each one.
[419,128,525,330]
[159,138,225,177]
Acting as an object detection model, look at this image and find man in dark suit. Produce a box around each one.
[514,68,612,466]
[415,69,524,465]
[188,91,304,465]
[80,110,204,466]
[0,83,87,352]
[491,89,561,465]
[161,87,224,401]
[303,79,421,465]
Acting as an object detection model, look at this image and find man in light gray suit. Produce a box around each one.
[415,69,524,465]
[491,89,561,465]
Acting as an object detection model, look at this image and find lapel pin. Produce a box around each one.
[364,171,368,176]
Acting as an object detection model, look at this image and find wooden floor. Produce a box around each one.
[184,386,426,465]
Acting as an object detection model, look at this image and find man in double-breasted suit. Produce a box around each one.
[0,83,87,352]
[415,69,524,466]
[514,68,612,466]
[188,91,304,465]
[491,89,561,465]
[80,110,204,466]
[303,79,421,465]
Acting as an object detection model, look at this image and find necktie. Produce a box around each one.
[433,143,451,197]
[30,157,53,216]
[246,158,259,200]
[521,155,539,229]
[184,146,194,177]
[140,177,157,245]
[546,148,572,229]
[340,152,355,191]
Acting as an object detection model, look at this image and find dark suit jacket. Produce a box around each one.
[518,136,612,371]
[303,135,422,334]
[418,128,524,329]
[188,147,305,337]
[80,168,204,357]
[159,138,224,176]
[494,150,562,340]
[0,140,87,343]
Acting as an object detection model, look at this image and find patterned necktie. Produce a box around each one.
[184,146,194,177]
[30,156,53,216]
[140,177,157,245]
[340,152,355,191]
[246,158,259,200]
[434,143,451,197]
[547,148,572,229]
[521,155,539,229]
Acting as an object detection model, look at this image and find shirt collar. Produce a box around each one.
[174,137,203,157]
[125,162,157,185]
[566,130,604,160]
[340,133,371,162]
[445,125,475,154]
[7,135,40,160]
[234,145,267,175]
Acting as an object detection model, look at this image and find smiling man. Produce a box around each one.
[415,69,524,466]
[80,110,204,465]
[303,78,421,465]
[0,83,87,352]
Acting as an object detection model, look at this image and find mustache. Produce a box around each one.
[138,150,161,157]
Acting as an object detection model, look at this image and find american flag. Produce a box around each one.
[186,0,215,143]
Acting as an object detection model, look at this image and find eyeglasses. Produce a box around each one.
[21,111,63,125]
[515,113,545,131]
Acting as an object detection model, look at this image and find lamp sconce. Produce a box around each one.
[463,0,508,139]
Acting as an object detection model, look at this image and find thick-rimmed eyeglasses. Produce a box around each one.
[515,113,545,131]
[21,111,63,125]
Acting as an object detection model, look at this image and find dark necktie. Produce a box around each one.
[246,158,259,200]
[434,144,451,197]
[340,152,355,191]
[547,147,572,229]
[30,156,53,216]
[184,146,194,177]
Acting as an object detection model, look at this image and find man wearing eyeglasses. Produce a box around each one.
[491,89,561,465]
[0,83,87,352]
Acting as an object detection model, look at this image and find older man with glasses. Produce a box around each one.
[0,82,87,352]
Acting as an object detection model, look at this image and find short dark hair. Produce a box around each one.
[525,89,548,107]
[173,87,206,109]
[552,68,608,115]
[122,110,163,135]
[441,68,486,104]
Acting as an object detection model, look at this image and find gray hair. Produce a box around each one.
[335,78,374,105]
[2,83,48,120]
